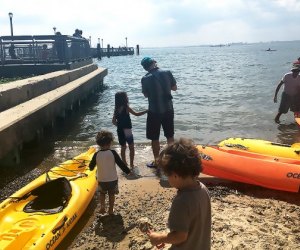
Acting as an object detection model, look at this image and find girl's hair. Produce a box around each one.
[158,138,202,178]
[114,91,128,115]
[96,130,114,146]
[114,91,128,116]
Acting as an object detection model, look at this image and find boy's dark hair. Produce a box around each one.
[158,138,202,178]
[95,130,114,147]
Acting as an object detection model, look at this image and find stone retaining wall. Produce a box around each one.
[0,64,107,166]
[0,64,98,112]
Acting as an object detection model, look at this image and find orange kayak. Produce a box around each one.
[198,145,300,193]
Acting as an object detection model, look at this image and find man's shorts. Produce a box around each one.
[279,92,297,113]
[98,180,119,195]
[146,110,174,140]
[117,128,134,146]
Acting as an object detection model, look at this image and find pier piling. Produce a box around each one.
[107,44,111,58]
[97,42,101,59]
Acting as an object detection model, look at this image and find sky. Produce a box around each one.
[0,0,300,48]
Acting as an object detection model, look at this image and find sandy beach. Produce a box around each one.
[60,173,300,250]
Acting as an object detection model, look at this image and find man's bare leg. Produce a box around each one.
[129,143,135,168]
[151,140,160,164]
[275,113,282,123]
[167,137,174,145]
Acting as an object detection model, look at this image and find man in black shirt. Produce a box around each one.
[141,57,177,167]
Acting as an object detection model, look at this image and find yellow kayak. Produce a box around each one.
[218,138,300,159]
[0,147,97,250]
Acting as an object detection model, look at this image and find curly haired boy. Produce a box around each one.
[148,138,211,249]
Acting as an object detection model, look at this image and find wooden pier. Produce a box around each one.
[90,46,134,58]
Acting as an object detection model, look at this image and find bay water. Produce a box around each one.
[91,40,300,145]
[3,40,300,185]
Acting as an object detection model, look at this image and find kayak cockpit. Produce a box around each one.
[23,177,72,214]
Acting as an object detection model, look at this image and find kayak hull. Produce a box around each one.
[198,145,300,193]
[0,147,97,250]
[218,137,300,159]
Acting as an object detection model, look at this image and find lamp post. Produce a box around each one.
[8,12,14,38]
[53,27,56,34]
[125,37,127,48]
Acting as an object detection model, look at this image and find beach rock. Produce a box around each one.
[137,217,153,233]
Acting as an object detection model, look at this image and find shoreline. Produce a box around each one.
[60,175,300,249]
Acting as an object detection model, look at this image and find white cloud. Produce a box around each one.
[165,18,176,25]
[275,0,300,11]
[0,0,299,47]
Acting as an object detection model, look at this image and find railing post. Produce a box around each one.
[97,42,101,60]
[33,38,37,64]
[64,36,70,64]
[107,44,110,58]
[0,39,4,65]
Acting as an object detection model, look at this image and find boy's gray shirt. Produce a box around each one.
[168,181,211,250]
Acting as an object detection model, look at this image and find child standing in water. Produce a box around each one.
[89,130,131,215]
[112,91,147,169]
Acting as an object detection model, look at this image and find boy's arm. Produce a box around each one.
[148,231,188,246]
[88,153,97,171]
[111,150,131,174]
[128,106,148,116]
[274,80,284,103]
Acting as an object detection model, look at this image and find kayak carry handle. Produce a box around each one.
[52,216,68,234]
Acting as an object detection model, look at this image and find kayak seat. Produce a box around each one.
[23,177,72,214]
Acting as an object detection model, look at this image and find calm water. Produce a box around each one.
[3,41,300,185]
[89,40,300,144]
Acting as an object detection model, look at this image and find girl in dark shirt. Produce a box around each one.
[112,91,147,169]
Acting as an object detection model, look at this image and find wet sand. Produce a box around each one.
[61,174,300,250]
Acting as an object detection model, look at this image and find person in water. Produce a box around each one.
[141,57,177,168]
[112,91,147,169]
[274,62,300,123]
[147,138,211,249]
[89,130,131,215]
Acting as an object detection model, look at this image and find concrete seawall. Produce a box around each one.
[0,64,107,166]
[0,63,98,112]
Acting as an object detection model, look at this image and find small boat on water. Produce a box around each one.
[218,137,300,159]
[198,145,300,193]
[266,48,276,51]
[0,147,97,250]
